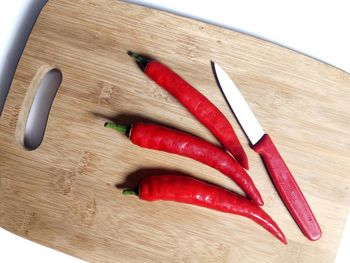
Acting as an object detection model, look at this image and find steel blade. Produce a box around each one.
[213,62,264,145]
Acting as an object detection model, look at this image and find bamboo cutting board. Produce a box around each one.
[1,0,350,262]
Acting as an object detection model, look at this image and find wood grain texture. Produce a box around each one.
[1,0,350,262]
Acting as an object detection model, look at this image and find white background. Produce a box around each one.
[0,0,349,262]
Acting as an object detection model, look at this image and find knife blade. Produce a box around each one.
[212,62,322,241]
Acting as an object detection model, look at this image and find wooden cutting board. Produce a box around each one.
[1,0,349,262]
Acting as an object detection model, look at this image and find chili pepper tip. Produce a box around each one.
[127,51,150,71]
[127,50,135,57]
[127,51,141,60]
[105,122,130,136]
[122,189,138,196]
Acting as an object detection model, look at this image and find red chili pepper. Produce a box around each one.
[128,52,249,170]
[123,175,287,244]
[105,122,263,206]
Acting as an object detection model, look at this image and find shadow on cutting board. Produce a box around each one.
[92,111,230,190]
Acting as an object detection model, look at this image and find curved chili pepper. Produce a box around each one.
[123,175,287,244]
[128,51,249,170]
[105,122,263,205]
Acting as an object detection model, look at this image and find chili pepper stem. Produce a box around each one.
[127,51,150,71]
[104,122,130,136]
[122,189,139,196]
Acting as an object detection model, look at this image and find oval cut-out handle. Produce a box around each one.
[16,66,62,150]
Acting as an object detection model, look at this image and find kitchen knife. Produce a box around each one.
[212,62,322,241]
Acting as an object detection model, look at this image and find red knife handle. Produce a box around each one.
[253,134,322,241]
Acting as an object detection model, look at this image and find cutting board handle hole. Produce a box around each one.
[16,66,62,150]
